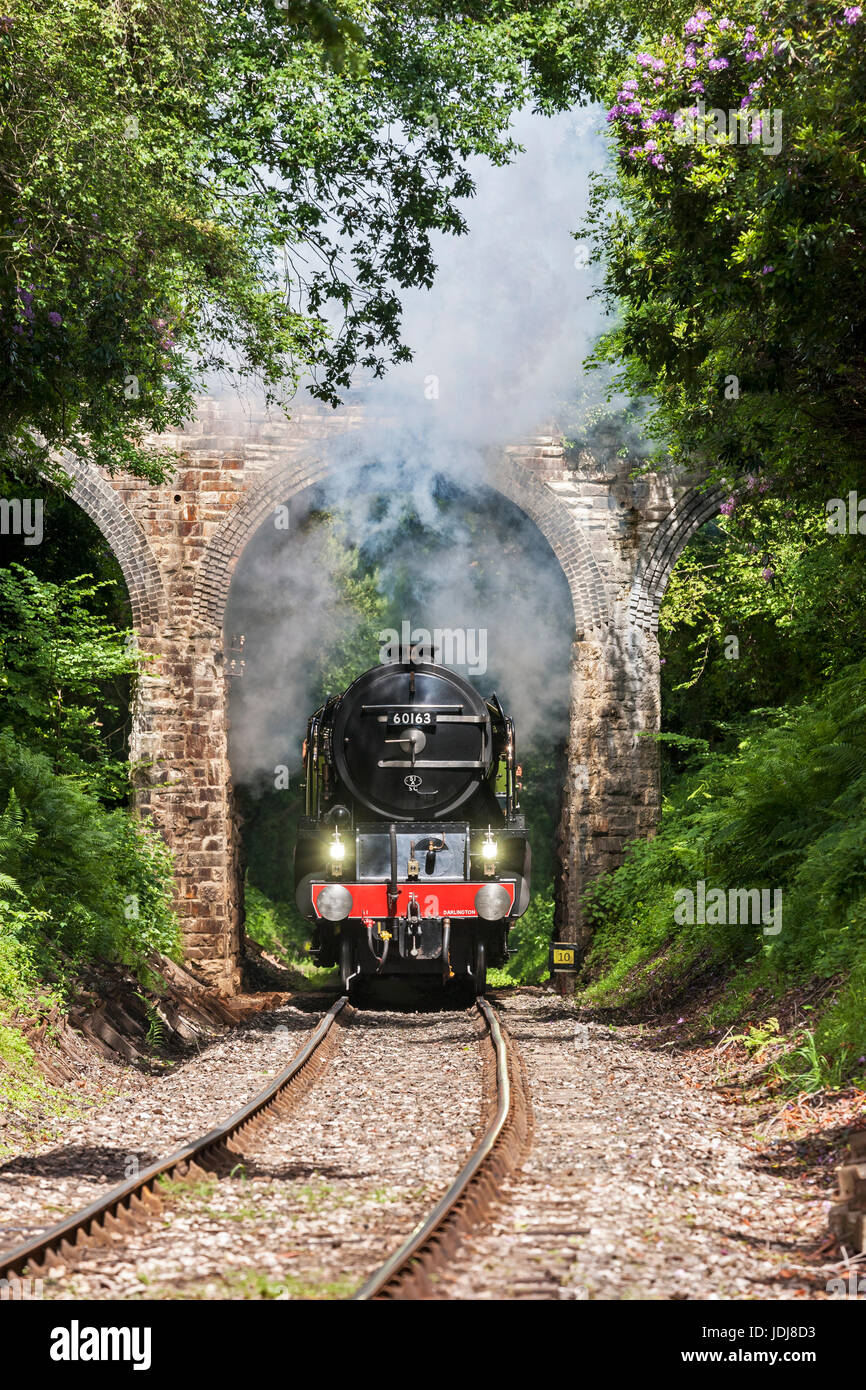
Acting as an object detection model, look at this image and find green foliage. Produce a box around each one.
[0,731,180,979]
[582,657,866,1082]
[587,2,866,502]
[244,881,309,962]
[306,517,391,706]
[0,564,139,799]
[729,1016,781,1057]
[0,0,615,484]
[493,891,556,986]
[658,500,866,776]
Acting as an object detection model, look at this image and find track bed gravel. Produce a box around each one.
[436,994,828,1300]
[30,1006,483,1300]
[0,1001,328,1253]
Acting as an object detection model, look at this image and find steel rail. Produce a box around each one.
[0,995,348,1280]
[353,995,514,1300]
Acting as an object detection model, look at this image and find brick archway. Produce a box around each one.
[57,456,168,629]
[191,449,610,636]
[629,484,727,633]
[68,400,722,989]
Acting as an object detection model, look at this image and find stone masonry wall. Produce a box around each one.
[64,401,718,989]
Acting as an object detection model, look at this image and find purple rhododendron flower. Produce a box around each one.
[684,53,697,68]
[47,311,62,327]
[636,52,654,65]
[720,496,738,514]
[708,57,730,70]
[626,100,643,114]
[649,153,665,167]
[761,567,775,581]
[653,75,664,86]
[718,16,734,28]
[690,80,705,93]
[760,264,774,273]
[844,4,861,19]
[684,10,711,36]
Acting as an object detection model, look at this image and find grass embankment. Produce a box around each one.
[577,660,866,1094]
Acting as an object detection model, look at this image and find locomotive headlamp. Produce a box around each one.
[481,828,497,877]
[329,830,346,878]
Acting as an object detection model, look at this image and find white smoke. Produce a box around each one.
[227,105,613,784]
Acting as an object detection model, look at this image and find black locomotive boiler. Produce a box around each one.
[294,658,531,994]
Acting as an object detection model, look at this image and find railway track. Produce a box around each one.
[0,996,349,1282]
[0,995,530,1298]
[356,996,531,1299]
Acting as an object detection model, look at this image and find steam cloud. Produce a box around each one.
[227,106,612,785]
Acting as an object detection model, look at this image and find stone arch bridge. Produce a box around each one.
[61,401,722,992]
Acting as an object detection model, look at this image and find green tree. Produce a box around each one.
[0,564,138,798]
[585,2,866,502]
[658,494,866,772]
[0,0,633,486]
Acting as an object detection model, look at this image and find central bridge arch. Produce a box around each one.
[190,448,610,637]
[53,402,722,991]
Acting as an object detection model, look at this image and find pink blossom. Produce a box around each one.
[684,10,711,36]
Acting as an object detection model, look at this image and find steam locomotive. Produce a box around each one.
[294,655,531,994]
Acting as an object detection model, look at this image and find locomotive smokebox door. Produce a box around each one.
[549,942,577,973]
